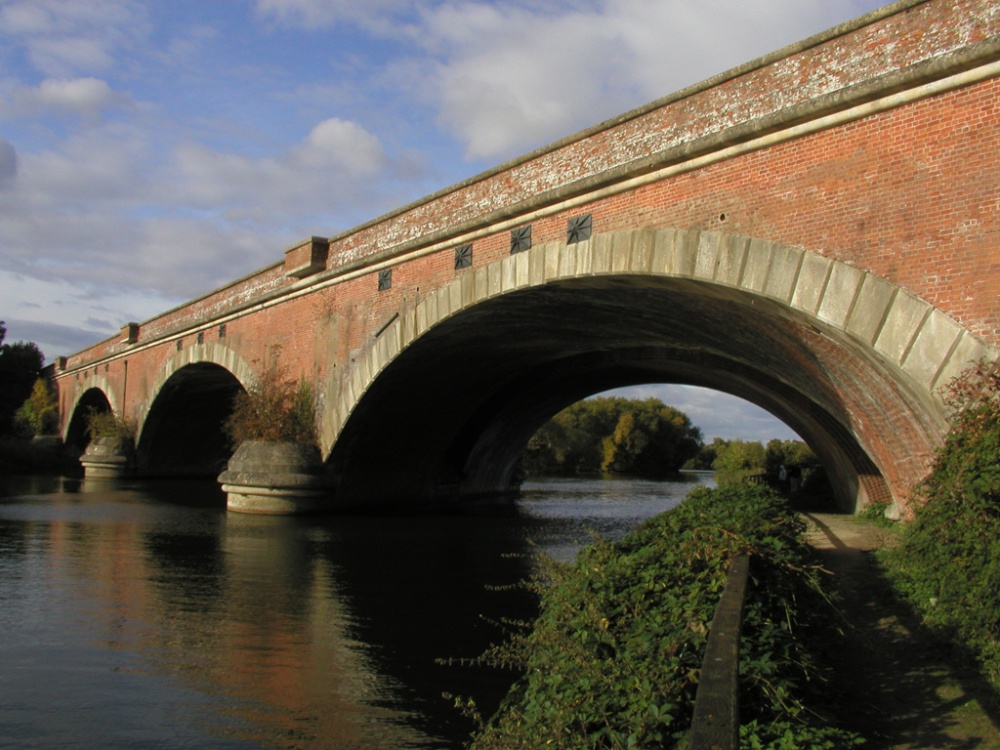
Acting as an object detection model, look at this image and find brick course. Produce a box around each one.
[53,0,1000,511]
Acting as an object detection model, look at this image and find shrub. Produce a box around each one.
[86,408,136,441]
[880,360,1000,686]
[223,360,318,447]
[460,483,863,749]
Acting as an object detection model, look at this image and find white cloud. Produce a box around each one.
[171,117,387,215]
[0,268,184,361]
[0,0,145,77]
[0,113,398,307]
[291,117,386,175]
[7,77,130,119]
[409,0,888,161]
[0,137,17,189]
[254,0,410,30]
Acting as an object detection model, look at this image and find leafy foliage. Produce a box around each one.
[462,484,863,749]
[86,408,136,440]
[685,437,823,494]
[0,321,45,435]
[880,360,1000,686]
[710,438,766,485]
[522,397,702,478]
[14,378,59,437]
[224,358,318,447]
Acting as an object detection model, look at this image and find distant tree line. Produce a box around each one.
[686,436,816,478]
[521,394,824,493]
[521,397,703,478]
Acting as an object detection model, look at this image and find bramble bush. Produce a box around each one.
[85,407,136,441]
[880,360,1000,687]
[457,483,863,749]
[223,358,318,448]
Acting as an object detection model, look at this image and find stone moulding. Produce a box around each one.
[218,440,332,515]
[80,436,135,479]
[332,229,994,445]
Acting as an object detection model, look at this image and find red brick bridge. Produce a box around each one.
[53,0,1000,515]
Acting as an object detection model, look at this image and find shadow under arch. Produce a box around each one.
[135,344,255,478]
[63,383,116,453]
[326,228,994,514]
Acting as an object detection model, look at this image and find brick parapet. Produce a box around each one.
[319,0,1000,271]
[59,0,1000,374]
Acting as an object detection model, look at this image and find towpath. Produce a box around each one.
[803,513,1000,749]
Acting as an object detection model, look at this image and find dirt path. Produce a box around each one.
[803,513,1000,749]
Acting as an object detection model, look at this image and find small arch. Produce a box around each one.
[135,342,255,438]
[63,384,116,452]
[137,362,246,477]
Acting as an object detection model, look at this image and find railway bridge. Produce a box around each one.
[53,0,1000,515]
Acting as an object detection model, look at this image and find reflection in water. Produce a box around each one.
[0,473,711,749]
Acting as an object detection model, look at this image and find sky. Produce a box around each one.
[0,0,892,442]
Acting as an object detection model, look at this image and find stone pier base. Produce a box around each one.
[218,441,331,515]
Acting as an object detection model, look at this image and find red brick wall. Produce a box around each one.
[52,0,1000,507]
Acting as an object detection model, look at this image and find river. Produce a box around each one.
[0,473,713,749]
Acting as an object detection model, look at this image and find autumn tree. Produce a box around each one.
[14,378,59,436]
[522,397,702,478]
[601,399,702,476]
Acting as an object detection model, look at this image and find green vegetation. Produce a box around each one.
[13,378,59,437]
[522,397,702,478]
[881,360,1000,687]
[224,356,318,447]
[459,483,863,749]
[85,408,136,441]
[0,321,45,436]
[686,436,825,496]
[0,323,77,475]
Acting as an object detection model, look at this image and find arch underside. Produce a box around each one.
[327,229,993,514]
[136,362,244,478]
[329,278,916,512]
[64,386,114,453]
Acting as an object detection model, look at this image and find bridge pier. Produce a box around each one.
[218,441,332,515]
[80,437,135,479]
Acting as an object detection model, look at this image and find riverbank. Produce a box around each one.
[0,436,79,475]
[803,512,1000,748]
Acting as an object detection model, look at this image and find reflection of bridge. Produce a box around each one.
[53,0,1000,515]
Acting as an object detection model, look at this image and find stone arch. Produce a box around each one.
[135,342,255,437]
[62,382,121,451]
[63,378,118,445]
[326,228,994,513]
[133,343,256,477]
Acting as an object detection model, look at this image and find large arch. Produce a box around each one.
[135,344,254,478]
[325,229,994,514]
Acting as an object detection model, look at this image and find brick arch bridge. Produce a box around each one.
[53,0,1000,515]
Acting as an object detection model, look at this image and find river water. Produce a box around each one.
[0,473,713,749]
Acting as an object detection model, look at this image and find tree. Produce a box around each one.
[764,438,816,478]
[14,378,59,436]
[601,399,702,476]
[0,321,45,435]
[522,397,702,478]
[712,438,766,485]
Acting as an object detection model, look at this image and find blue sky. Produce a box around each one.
[0,0,890,441]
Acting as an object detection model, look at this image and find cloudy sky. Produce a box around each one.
[0,0,891,441]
